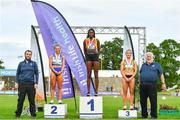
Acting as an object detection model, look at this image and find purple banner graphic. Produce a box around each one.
[32,2,73,99]
[61,62,74,98]
[32,1,95,96]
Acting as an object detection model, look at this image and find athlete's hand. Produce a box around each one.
[125,77,129,81]
[54,71,59,75]
[57,71,62,75]
[129,77,134,81]
[53,71,59,76]
[34,84,38,89]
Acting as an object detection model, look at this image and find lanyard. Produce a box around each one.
[125,58,133,67]
[55,54,60,59]
[88,38,95,46]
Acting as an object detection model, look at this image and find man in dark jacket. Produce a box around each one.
[15,50,39,118]
[140,52,166,119]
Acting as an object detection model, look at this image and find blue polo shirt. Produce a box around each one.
[16,60,39,84]
[140,62,163,82]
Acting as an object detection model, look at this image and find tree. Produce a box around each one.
[100,37,123,70]
[159,39,180,88]
[0,59,4,69]
[146,43,161,62]
[147,39,180,90]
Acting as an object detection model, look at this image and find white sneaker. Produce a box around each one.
[123,106,127,110]
[58,100,63,104]
[130,105,134,110]
[49,100,54,104]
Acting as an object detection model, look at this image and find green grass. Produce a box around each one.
[0,95,180,119]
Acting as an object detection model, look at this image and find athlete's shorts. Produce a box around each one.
[125,75,132,78]
[54,67,62,72]
[86,54,99,61]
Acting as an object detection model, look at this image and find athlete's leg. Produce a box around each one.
[93,61,99,94]
[86,61,93,94]
[57,73,63,100]
[122,78,129,109]
[129,78,135,108]
[50,72,56,101]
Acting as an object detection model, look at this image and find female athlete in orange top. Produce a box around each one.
[83,28,100,96]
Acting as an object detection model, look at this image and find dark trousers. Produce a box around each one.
[15,83,36,117]
[140,82,157,118]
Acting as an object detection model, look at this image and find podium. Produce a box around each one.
[44,104,67,118]
[80,96,103,119]
[118,110,137,118]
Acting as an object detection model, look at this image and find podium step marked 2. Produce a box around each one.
[80,96,103,119]
[44,104,67,118]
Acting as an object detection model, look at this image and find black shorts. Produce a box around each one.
[125,75,132,78]
[86,54,99,61]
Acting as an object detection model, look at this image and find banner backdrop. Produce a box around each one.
[32,0,95,96]
[123,26,135,59]
[31,26,46,101]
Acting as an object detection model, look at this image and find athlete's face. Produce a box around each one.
[25,51,32,60]
[89,30,94,38]
[54,46,61,54]
[125,50,132,59]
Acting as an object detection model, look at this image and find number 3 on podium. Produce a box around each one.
[51,106,57,114]
[87,99,94,111]
[126,111,130,117]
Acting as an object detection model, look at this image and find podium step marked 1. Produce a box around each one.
[44,104,67,118]
[80,96,103,119]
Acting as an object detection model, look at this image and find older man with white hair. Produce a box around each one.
[139,52,166,119]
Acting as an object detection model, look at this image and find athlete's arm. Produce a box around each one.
[132,61,138,78]
[83,40,87,57]
[97,39,100,54]
[49,55,58,74]
[120,61,127,80]
[60,56,65,73]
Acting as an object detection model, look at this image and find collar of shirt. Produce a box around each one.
[24,59,32,63]
[146,61,154,66]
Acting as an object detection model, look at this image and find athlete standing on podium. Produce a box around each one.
[49,44,65,104]
[120,49,137,110]
[83,28,100,96]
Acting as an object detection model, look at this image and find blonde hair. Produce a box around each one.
[125,49,132,54]
[53,44,60,49]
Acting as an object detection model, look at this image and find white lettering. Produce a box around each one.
[53,16,70,44]
[80,79,87,86]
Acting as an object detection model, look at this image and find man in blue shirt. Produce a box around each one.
[15,50,39,118]
[140,52,166,119]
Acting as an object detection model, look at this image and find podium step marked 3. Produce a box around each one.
[118,110,137,118]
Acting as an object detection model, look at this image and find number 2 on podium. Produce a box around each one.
[87,99,94,111]
[51,106,57,114]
